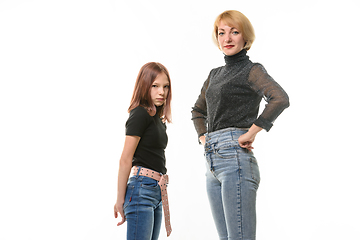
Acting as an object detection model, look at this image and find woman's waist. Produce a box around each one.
[205,127,249,146]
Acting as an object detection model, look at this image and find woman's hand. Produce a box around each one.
[114,201,126,226]
[238,132,256,151]
[199,135,206,146]
[238,125,263,151]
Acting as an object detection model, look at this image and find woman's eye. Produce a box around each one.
[232,31,239,35]
[218,32,224,36]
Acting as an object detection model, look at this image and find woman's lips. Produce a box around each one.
[224,45,234,49]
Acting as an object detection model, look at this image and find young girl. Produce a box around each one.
[114,62,172,239]
[192,10,290,239]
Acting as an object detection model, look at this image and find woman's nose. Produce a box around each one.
[225,34,231,43]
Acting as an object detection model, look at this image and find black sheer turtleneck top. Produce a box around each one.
[191,49,290,138]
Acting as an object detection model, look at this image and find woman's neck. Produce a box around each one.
[224,49,249,65]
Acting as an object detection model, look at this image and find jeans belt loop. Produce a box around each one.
[135,166,141,177]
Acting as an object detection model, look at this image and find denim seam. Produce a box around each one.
[237,155,243,239]
[250,157,260,185]
[123,185,135,210]
[134,188,139,240]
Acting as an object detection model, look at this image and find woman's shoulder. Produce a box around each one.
[250,62,265,70]
[249,62,269,75]
[206,66,224,80]
[209,66,224,75]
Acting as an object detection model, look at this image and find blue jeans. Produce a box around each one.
[123,168,162,240]
[205,128,261,240]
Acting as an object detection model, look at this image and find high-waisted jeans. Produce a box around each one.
[205,128,261,240]
[123,169,162,240]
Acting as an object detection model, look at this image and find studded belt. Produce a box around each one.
[132,166,172,237]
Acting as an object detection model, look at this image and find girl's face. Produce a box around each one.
[151,72,170,107]
[217,21,245,56]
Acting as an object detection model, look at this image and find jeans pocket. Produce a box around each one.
[140,177,159,190]
[215,141,239,159]
[139,179,161,204]
[249,157,260,185]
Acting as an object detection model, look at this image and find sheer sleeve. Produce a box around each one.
[249,64,290,131]
[191,75,210,138]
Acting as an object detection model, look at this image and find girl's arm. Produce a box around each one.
[114,135,140,226]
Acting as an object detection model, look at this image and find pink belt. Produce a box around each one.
[132,166,172,237]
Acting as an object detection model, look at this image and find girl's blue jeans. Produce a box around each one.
[205,128,261,240]
[123,169,162,240]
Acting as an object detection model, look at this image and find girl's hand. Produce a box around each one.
[114,201,126,226]
[114,135,140,226]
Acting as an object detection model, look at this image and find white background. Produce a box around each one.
[1,0,359,239]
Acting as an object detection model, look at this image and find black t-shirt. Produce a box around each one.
[125,106,168,174]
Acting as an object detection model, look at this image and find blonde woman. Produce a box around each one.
[192,10,290,239]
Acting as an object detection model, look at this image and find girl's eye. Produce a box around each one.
[152,85,158,88]
[164,85,169,89]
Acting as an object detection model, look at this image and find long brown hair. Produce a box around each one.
[128,62,172,123]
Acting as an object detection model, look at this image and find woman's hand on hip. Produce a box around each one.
[199,135,206,146]
[238,124,263,151]
[238,132,256,151]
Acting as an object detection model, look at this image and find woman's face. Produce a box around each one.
[151,72,170,107]
[217,21,245,56]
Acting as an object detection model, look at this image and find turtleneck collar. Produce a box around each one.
[224,49,249,65]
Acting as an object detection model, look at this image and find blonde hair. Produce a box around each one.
[212,10,255,51]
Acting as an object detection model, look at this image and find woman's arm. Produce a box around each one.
[114,135,140,226]
[249,64,290,132]
[238,64,289,151]
[191,76,210,143]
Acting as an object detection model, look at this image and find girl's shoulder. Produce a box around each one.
[130,106,148,115]
[126,106,153,133]
[128,106,152,122]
